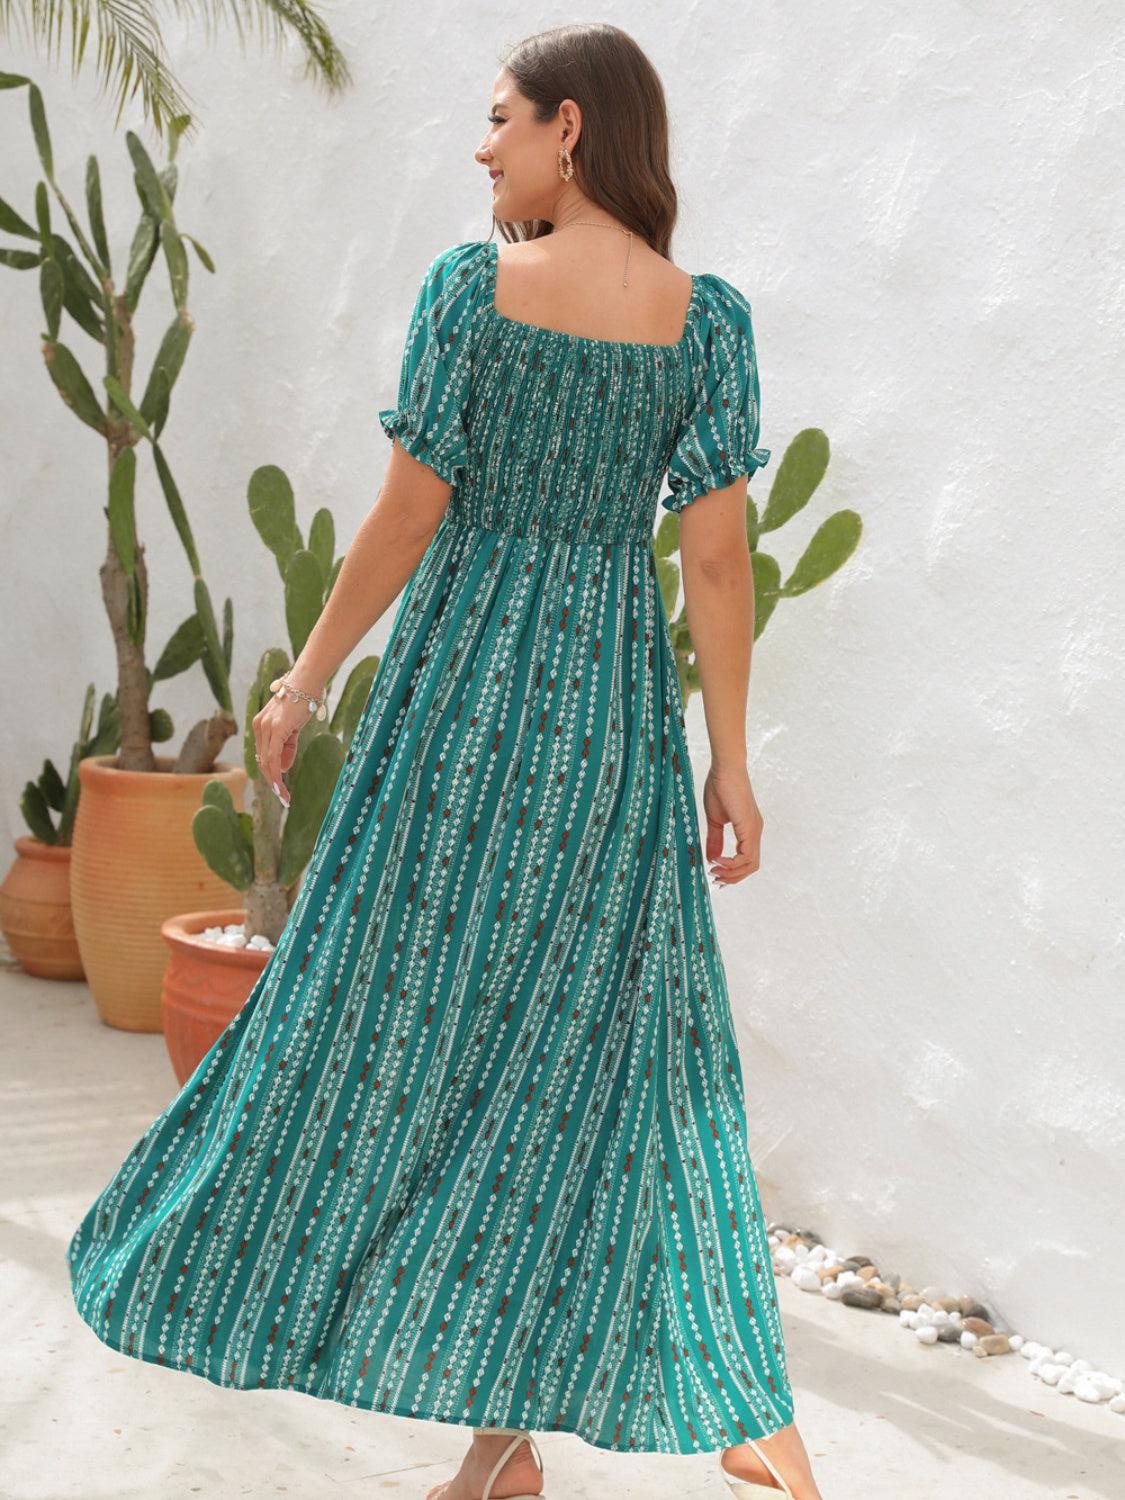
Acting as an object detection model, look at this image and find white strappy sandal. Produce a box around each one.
[425,1427,546,1500]
[719,1435,794,1497]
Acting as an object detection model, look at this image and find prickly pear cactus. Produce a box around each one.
[657,428,862,711]
[192,465,381,943]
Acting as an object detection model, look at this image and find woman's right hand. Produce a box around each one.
[252,683,320,809]
[702,761,764,886]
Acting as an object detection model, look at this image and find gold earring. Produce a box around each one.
[557,145,574,182]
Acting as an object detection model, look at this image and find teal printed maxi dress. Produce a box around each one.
[66,237,794,1454]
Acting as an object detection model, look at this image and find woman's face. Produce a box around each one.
[475,69,580,223]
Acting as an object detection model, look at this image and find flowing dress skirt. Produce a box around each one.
[67,514,794,1453]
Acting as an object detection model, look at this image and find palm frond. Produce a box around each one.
[0,2,196,135]
[0,1,351,142]
[167,2,351,97]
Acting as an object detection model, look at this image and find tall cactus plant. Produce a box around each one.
[655,428,863,707]
[192,465,380,943]
[0,77,237,772]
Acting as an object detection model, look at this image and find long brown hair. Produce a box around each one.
[494,23,678,260]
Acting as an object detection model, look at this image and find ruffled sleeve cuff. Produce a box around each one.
[662,439,771,514]
[378,402,468,490]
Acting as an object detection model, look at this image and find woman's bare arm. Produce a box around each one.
[677,478,764,884]
[679,480,754,765]
[252,441,450,803]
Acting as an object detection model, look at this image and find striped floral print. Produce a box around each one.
[66,237,794,1453]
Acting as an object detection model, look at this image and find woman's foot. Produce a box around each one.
[424,1430,544,1500]
[720,1422,823,1500]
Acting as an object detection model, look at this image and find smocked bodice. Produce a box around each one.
[378,238,770,545]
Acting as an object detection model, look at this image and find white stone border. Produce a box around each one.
[768,1222,1125,1415]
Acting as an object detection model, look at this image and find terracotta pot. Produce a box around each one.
[0,835,85,979]
[70,753,247,1032]
[160,908,272,1084]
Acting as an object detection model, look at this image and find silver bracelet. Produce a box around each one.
[269,672,328,721]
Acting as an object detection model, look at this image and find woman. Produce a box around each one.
[66,22,825,1500]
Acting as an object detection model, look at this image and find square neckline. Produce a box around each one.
[485,239,699,352]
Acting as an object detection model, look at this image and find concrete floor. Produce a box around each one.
[2,960,1122,1500]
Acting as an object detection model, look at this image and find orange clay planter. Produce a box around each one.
[0,835,85,980]
[69,753,247,1032]
[160,908,271,1084]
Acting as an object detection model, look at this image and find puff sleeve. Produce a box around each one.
[660,275,771,513]
[378,240,489,488]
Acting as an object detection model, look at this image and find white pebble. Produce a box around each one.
[915,1326,939,1345]
[1053,1351,1074,1365]
[1009,1334,1025,1351]
[1057,1369,1079,1395]
[791,1266,822,1293]
[822,1280,843,1301]
[931,1310,951,1327]
[1074,1380,1110,1404]
[1083,1373,1121,1398]
[1036,1363,1064,1386]
[899,1310,914,1326]
[1109,1395,1125,1414]
[960,1331,978,1349]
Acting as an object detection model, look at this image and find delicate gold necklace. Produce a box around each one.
[554,220,634,286]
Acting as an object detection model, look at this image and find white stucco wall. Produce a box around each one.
[1,6,1121,1376]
